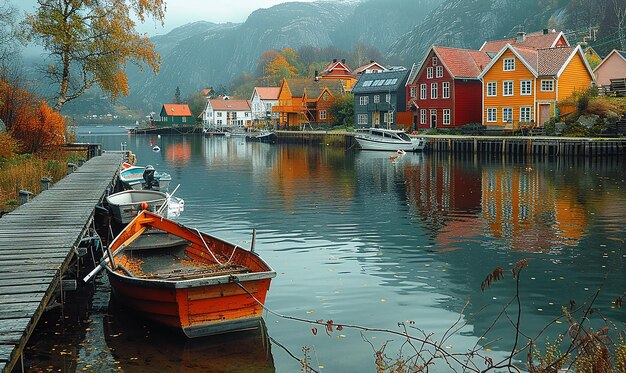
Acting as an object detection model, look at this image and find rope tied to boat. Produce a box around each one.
[194,228,238,266]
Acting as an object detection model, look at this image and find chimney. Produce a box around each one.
[370,60,374,63]
[333,58,337,63]
[543,28,549,35]
[341,59,346,64]
[516,31,526,42]
[314,70,319,81]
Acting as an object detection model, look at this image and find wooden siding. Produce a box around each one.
[482,49,536,127]
[593,52,626,87]
[453,80,483,126]
[557,52,593,116]
[414,50,455,129]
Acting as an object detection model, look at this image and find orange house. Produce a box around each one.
[478,44,594,130]
[273,78,345,128]
[318,59,358,91]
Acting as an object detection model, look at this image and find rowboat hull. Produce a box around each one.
[104,211,276,337]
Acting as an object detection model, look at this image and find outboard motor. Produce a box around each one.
[142,165,158,190]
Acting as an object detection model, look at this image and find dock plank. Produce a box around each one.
[0,152,121,373]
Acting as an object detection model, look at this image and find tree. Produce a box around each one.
[21,0,166,112]
[0,0,17,65]
[264,55,297,85]
[185,91,207,119]
[174,86,181,104]
[328,93,354,128]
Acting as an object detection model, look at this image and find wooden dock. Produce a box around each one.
[0,152,122,373]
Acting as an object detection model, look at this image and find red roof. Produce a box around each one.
[353,61,386,75]
[433,46,492,78]
[162,104,192,117]
[254,87,280,100]
[481,31,567,54]
[320,60,353,78]
[208,99,250,111]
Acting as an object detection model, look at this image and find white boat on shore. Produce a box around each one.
[354,128,427,152]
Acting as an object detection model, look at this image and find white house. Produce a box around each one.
[202,99,251,129]
[250,87,280,123]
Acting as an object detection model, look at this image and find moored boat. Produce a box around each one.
[354,128,427,152]
[105,190,184,224]
[119,165,172,191]
[246,130,277,143]
[101,210,276,337]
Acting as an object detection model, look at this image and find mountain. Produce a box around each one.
[121,0,441,111]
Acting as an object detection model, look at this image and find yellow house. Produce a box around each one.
[478,44,594,130]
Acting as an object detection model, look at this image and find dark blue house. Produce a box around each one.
[352,68,410,129]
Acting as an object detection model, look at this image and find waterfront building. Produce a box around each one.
[250,87,280,125]
[352,67,410,129]
[353,60,387,76]
[593,49,626,90]
[202,99,251,130]
[478,44,594,130]
[273,78,344,129]
[317,58,358,91]
[406,46,491,130]
[156,104,194,126]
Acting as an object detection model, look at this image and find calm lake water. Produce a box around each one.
[22,125,625,372]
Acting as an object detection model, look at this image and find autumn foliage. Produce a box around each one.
[0,77,66,154]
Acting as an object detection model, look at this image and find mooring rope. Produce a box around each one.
[194,228,238,266]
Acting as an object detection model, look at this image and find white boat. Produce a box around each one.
[354,128,427,152]
[119,165,172,191]
[106,190,185,224]
[246,130,276,143]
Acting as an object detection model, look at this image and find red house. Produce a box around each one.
[407,46,491,129]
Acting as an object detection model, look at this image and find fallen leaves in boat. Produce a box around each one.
[114,256,145,276]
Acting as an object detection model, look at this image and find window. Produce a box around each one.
[358,114,368,125]
[319,110,327,120]
[442,82,450,98]
[431,83,438,99]
[420,109,426,124]
[432,56,438,65]
[410,86,417,97]
[487,108,497,122]
[503,58,515,71]
[502,107,512,123]
[359,96,369,105]
[487,82,497,96]
[520,107,532,122]
[384,112,393,123]
[420,84,427,99]
[385,93,391,103]
[541,79,554,91]
[373,95,380,103]
[182,117,187,123]
[436,66,444,78]
[363,81,373,87]
[520,80,532,95]
[443,109,450,125]
[217,112,222,117]
[503,81,514,96]
[427,67,433,79]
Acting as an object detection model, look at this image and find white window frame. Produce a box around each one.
[487,108,497,122]
[384,112,393,124]
[502,107,512,123]
[319,110,327,120]
[520,80,532,96]
[385,93,391,103]
[432,56,438,65]
[358,114,368,125]
[503,81,514,96]
[420,84,427,100]
[431,83,438,99]
[359,96,369,105]
[436,66,444,78]
[373,95,380,103]
[442,82,450,99]
[520,107,532,122]
[503,58,515,71]
[420,109,426,124]
[443,109,450,125]
[487,82,497,97]
[410,86,417,97]
[540,79,554,92]
[427,67,433,79]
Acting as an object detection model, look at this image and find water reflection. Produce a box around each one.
[104,298,275,373]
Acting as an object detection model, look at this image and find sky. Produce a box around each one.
[14,0,319,35]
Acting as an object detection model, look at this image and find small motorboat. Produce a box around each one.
[106,190,172,224]
[354,128,426,152]
[93,210,276,338]
[119,165,172,191]
[245,130,276,143]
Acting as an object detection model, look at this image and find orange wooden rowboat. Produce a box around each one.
[101,210,276,338]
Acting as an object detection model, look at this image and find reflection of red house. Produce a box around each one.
[407,46,491,129]
[166,143,191,167]
[404,156,482,242]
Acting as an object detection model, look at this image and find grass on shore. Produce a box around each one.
[0,149,84,212]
